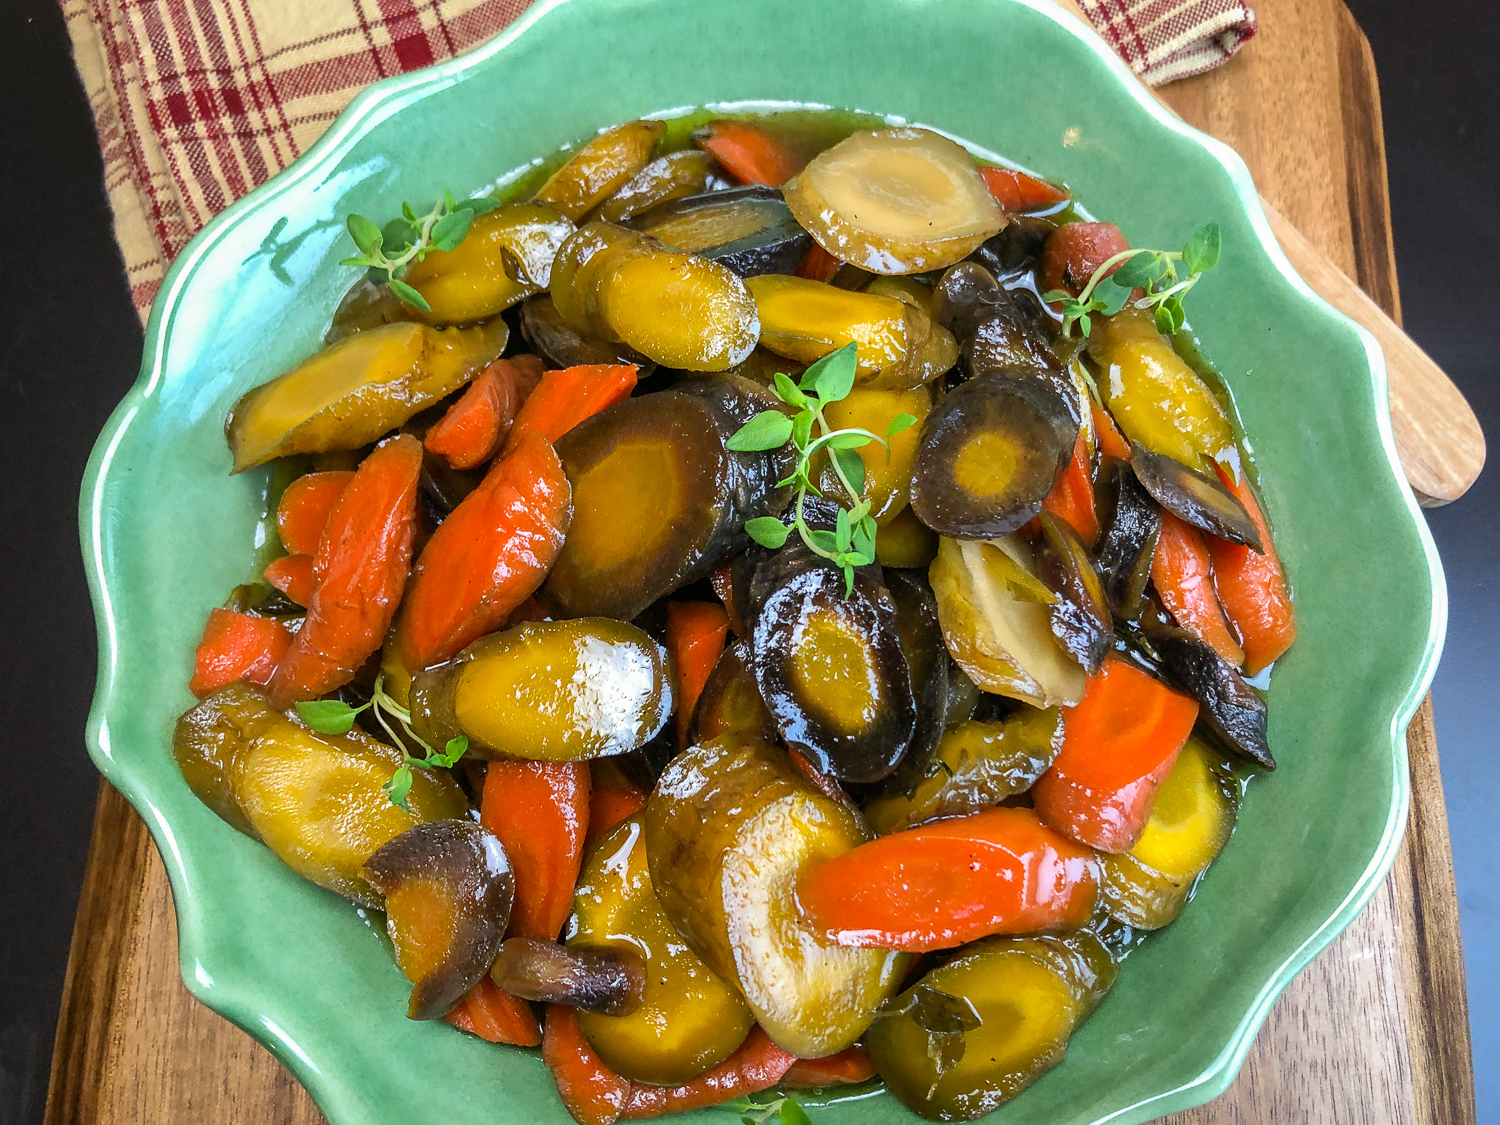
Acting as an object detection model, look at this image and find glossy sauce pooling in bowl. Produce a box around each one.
[175,108,1294,1123]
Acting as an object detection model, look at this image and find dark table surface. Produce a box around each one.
[0,0,1494,1122]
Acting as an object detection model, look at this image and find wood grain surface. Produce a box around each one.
[44,0,1477,1121]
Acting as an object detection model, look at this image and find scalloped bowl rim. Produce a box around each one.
[78,0,1446,1121]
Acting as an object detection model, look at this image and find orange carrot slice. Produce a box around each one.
[1031,655,1198,853]
[395,428,571,670]
[543,1005,631,1125]
[797,807,1100,951]
[1091,399,1132,461]
[1208,465,1296,675]
[793,243,841,283]
[481,760,591,942]
[693,120,803,186]
[445,976,542,1046]
[587,788,648,844]
[188,608,293,697]
[1152,512,1245,666]
[1039,222,1131,297]
[977,166,1069,211]
[425,355,547,471]
[788,749,849,806]
[266,435,422,707]
[1042,432,1099,547]
[664,600,730,749]
[262,553,315,607]
[276,470,353,556]
[781,1045,877,1089]
[620,1027,796,1119]
[505,364,637,452]
[542,1009,793,1123]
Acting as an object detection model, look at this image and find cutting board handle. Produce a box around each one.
[1262,202,1483,504]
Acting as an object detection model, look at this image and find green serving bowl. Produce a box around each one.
[79,0,1445,1121]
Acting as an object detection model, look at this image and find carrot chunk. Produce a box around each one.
[544,1005,632,1125]
[188,608,293,697]
[481,760,591,942]
[276,470,353,556]
[797,807,1100,951]
[793,243,841,283]
[266,435,422,707]
[1031,655,1198,852]
[977,166,1070,211]
[445,976,542,1047]
[262,553,315,607]
[1209,465,1296,675]
[1091,398,1132,461]
[1152,512,1245,666]
[542,1011,793,1124]
[425,355,547,471]
[693,119,803,186]
[1042,432,1099,546]
[505,364,638,452]
[1039,221,1131,297]
[788,749,849,806]
[780,1045,877,1089]
[395,428,571,670]
[505,596,552,627]
[664,600,730,749]
[587,788,648,844]
[620,1027,796,1119]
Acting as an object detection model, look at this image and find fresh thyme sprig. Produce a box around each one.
[1043,222,1221,338]
[721,1093,812,1125]
[340,190,501,312]
[295,673,468,811]
[725,344,917,597]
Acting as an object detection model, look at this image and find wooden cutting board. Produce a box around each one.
[43,0,1478,1121]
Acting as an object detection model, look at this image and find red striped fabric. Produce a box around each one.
[60,0,1254,320]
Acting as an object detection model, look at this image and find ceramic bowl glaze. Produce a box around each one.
[79,0,1445,1122]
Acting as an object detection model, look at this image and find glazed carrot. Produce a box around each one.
[781,1045,877,1089]
[794,242,841,284]
[505,364,638,452]
[1091,398,1132,461]
[664,600,730,749]
[1039,221,1131,297]
[425,355,547,471]
[395,429,571,670]
[1209,465,1296,675]
[544,1011,794,1124]
[789,749,849,806]
[708,563,747,636]
[977,166,1070,211]
[188,608,293,697]
[587,788,648,843]
[1152,513,1245,667]
[481,760,591,941]
[445,976,542,1047]
[1042,432,1099,546]
[544,1005,632,1125]
[1031,655,1198,853]
[693,119,803,186]
[797,807,1100,951]
[276,470,352,556]
[505,597,552,627]
[620,1027,797,1119]
[262,553,315,607]
[266,435,422,707]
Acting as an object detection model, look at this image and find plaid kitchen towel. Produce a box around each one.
[61,0,1256,320]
